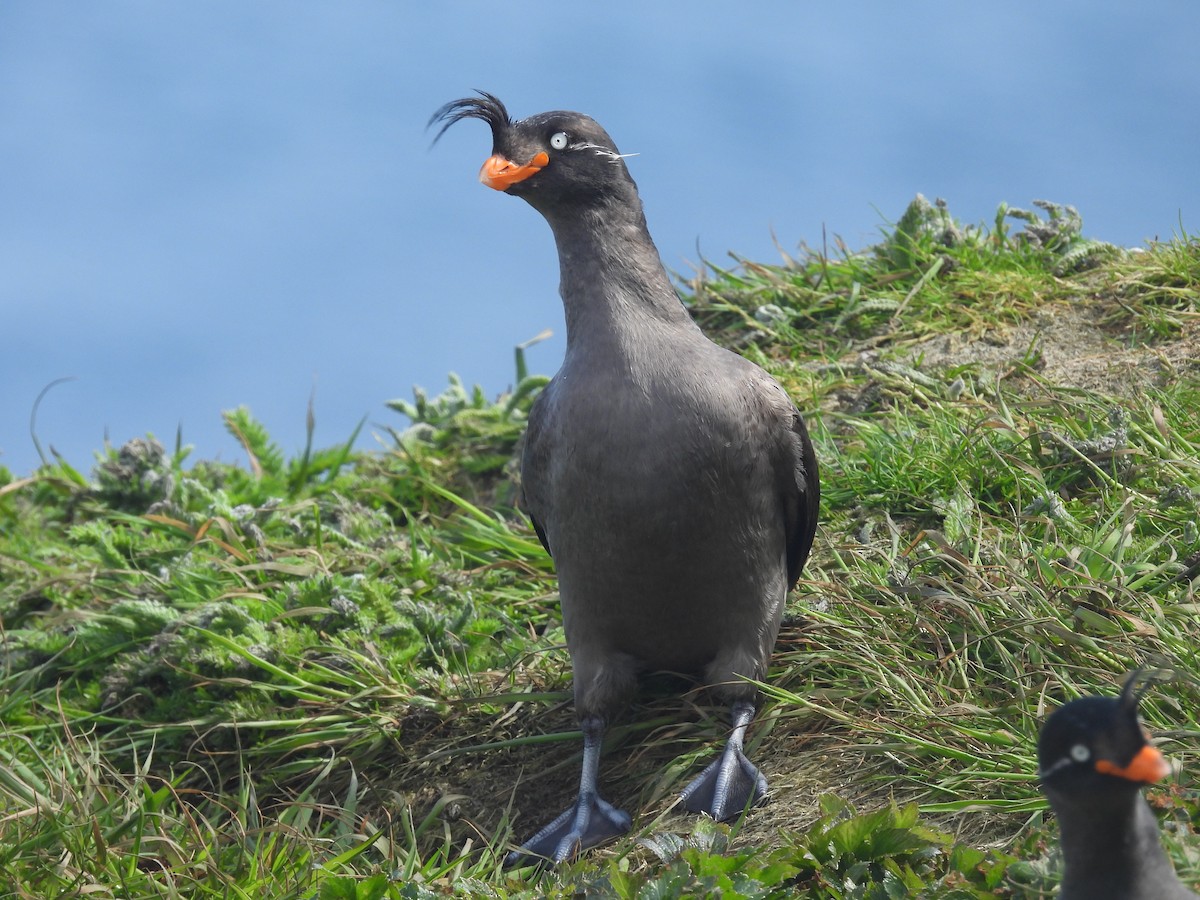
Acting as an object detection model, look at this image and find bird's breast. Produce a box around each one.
[532,365,783,569]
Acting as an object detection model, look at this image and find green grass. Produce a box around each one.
[1,198,1199,897]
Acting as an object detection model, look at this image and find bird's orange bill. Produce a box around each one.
[1095,744,1171,783]
[479,152,549,190]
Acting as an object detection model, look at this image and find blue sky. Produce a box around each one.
[2,2,1197,477]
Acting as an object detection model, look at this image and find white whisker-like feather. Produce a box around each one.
[569,141,639,162]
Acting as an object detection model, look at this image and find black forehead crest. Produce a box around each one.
[428,90,512,145]
[1119,666,1176,713]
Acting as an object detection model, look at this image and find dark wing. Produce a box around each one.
[783,406,820,590]
[528,512,551,558]
[519,388,554,559]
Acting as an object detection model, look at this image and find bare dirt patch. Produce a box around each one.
[902,301,1200,398]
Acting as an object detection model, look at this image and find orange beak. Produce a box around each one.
[1095,744,1171,783]
[479,151,549,191]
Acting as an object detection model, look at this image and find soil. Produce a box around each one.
[901,302,1200,399]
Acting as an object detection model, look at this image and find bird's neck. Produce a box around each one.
[1053,789,1182,897]
[543,197,698,352]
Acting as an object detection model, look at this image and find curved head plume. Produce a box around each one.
[428,91,511,147]
[1119,665,1171,714]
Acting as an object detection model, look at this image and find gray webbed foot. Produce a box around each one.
[505,715,631,867]
[679,700,767,820]
[504,790,631,866]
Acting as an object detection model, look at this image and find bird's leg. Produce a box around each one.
[679,699,767,821]
[504,715,632,866]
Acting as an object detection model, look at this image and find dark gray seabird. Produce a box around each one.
[1038,672,1197,899]
[429,92,820,866]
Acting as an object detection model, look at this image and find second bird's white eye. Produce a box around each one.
[1070,744,1091,762]
[550,132,569,150]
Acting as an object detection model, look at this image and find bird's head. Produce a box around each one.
[1038,669,1172,796]
[429,91,638,213]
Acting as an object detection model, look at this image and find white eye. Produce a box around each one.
[549,132,569,150]
[1070,744,1091,762]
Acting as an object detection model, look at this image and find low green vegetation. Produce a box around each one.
[2,198,1198,897]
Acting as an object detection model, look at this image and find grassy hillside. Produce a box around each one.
[2,197,1198,898]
